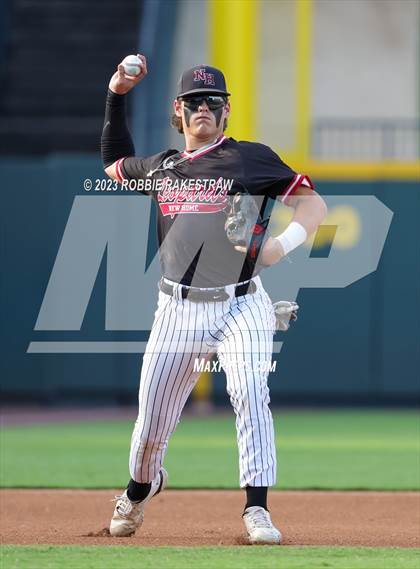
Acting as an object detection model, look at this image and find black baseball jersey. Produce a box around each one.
[115,135,313,287]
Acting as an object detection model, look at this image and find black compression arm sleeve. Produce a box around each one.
[101,89,135,169]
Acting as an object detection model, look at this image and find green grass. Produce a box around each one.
[1,411,419,489]
[1,545,419,569]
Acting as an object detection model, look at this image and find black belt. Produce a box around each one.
[159,279,257,302]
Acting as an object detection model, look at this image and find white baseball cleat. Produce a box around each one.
[242,506,282,545]
[109,468,168,537]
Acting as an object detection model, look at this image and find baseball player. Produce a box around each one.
[101,56,327,544]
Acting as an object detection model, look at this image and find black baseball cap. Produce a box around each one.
[177,65,230,98]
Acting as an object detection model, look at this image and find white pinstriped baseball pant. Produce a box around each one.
[129,275,277,488]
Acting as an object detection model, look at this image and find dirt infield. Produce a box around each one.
[1,489,419,547]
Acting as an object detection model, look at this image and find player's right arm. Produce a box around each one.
[101,54,148,180]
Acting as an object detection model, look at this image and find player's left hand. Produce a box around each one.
[234,237,284,266]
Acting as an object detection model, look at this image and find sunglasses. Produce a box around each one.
[181,95,227,111]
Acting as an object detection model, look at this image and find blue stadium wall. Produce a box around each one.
[1,155,419,406]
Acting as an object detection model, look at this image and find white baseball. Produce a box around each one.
[122,55,142,76]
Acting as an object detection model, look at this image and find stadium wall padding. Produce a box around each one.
[1,156,419,405]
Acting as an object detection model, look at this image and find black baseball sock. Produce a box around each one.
[244,486,268,511]
[126,479,152,503]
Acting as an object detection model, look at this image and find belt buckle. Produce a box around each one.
[209,286,228,302]
[211,291,229,301]
[184,286,229,302]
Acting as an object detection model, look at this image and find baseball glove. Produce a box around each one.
[224,193,270,263]
[272,301,299,331]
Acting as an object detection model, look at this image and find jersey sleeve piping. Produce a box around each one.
[281,174,314,203]
[114,157,126,182]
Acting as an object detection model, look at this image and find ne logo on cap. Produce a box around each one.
[177,65,230,97]
[193,69,216,86]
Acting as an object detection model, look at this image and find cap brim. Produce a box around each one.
[177,88,231,98]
